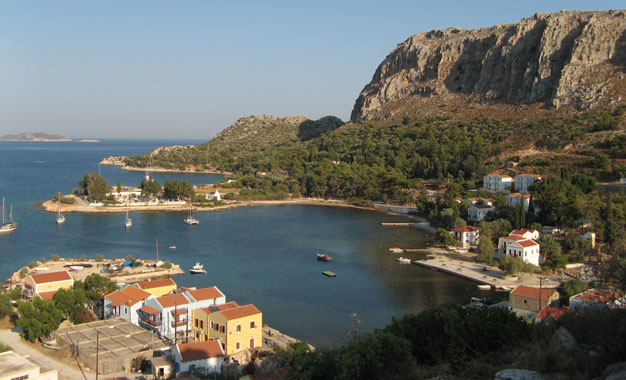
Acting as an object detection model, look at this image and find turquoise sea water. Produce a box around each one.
[0,140,492,346]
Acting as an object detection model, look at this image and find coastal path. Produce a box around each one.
[0,327,95,380]
[414,251,561,289]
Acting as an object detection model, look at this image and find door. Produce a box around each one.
[250,338,255,348]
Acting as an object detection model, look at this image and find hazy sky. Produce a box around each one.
[1,1,624,139]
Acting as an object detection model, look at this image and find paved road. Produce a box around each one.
[0,327,94,380]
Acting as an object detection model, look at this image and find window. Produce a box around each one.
[200,320,204,329]
[210,321,214,329]
[235,341,241,350]
[195,319,198,328]
[221,325,225,333]
[236,324,241,332]
[250,321,256,329]
[215,323,219,331]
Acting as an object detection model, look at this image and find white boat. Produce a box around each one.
[184,201,199,225]
[56,196,65,225]
[0,198,17,233]
[397,257,411,264]
[388,247,403,253]
[477,284,492,290]
[189,262,206,274]
[169,245,176,250]
[124,208,132,228]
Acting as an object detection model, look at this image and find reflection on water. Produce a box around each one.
[0,141,503,346]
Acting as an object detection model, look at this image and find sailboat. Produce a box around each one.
[183,200,199,225]
[56,196,66,225]
[0,198,17,233]
[124,203,132,228]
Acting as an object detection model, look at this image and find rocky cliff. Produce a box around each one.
[351,10,626,123]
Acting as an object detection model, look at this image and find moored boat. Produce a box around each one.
[316,253,332,261]
[322,270,336,277]
[189,262,206,274]
[0,198,17,233]
[184,201,199,225]
[56,196,65,225]
[169,245,176,250]
[388,247,403,253]
[396,257,411,264]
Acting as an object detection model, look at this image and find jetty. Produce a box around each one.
[413,252,561,289]
[263,325,315,351]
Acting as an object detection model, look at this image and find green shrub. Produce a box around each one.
[50,254,60,261]
[95,254,104,262]
[27,262,37,269]
[19,268,28,278]
[162,261,172,269]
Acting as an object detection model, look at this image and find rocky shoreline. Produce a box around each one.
[99,155,228,174]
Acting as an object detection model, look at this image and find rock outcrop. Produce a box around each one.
[351,10,626,123]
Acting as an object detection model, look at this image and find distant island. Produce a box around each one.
[0,132,72,141]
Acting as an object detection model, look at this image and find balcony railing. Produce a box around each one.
[141,317,161,327]
[171,319,188,328]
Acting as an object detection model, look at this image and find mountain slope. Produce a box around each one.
[351,10,626,124]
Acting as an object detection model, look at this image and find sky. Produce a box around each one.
[1,1,624,140]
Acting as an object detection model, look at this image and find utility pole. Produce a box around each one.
[351,313,359,341]
[96,331,99,380]
[538,277,544,312]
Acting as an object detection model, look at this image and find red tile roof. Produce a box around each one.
[502,235,526,241]
[510,229,537,236]
[511,285,557,300]
[474,205,494,209]
[30,271,72,284]
[537,306,569,320]
[121,286,152,301]
[572,289,621,304]
[220,304,261,321]
[139,305,160,315]
[452,226,479,233]
[517,240,539,248]
[177,340,224,361]
[187,287,224,301]
[137,278,177,290]
[37,290,58,301]
[106,290,142,307]
[157,293,189,308]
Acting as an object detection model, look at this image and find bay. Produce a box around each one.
[0,140,494,346]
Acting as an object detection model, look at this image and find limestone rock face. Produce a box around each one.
[494,369,546,380]
[351,10,626,123]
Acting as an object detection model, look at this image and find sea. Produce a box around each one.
[0,139,495,346]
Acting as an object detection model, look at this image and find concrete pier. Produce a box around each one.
[413,253,561,289]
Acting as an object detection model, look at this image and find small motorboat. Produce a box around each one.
[189,262,206,274]
[169,245,176,250]
[477,284,492,290]
[316,253,332,262]
[396,257,411,264]
[388,247,403,253]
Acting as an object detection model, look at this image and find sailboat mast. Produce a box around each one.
[2,198,4,225]
[156,238,159,261]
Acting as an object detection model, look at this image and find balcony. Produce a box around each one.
[171,319,188,328]
[141,317,161,327]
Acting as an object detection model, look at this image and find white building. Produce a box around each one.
[506,193,531,211]
[468,205,495,222]
[173,340,225,374]
[497,235,541,266]
[104,286,155,325]
[515,174,542,193]
[205,189,221,201]
[109,186,143,203]
[451,226,480,248]
[576,231,596,249]
[509,229,540,241]
[464,197,495,206]
[570,289,625,311]
[483,174,513,191]
[139,287,226,341]
[0,351,58,380]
